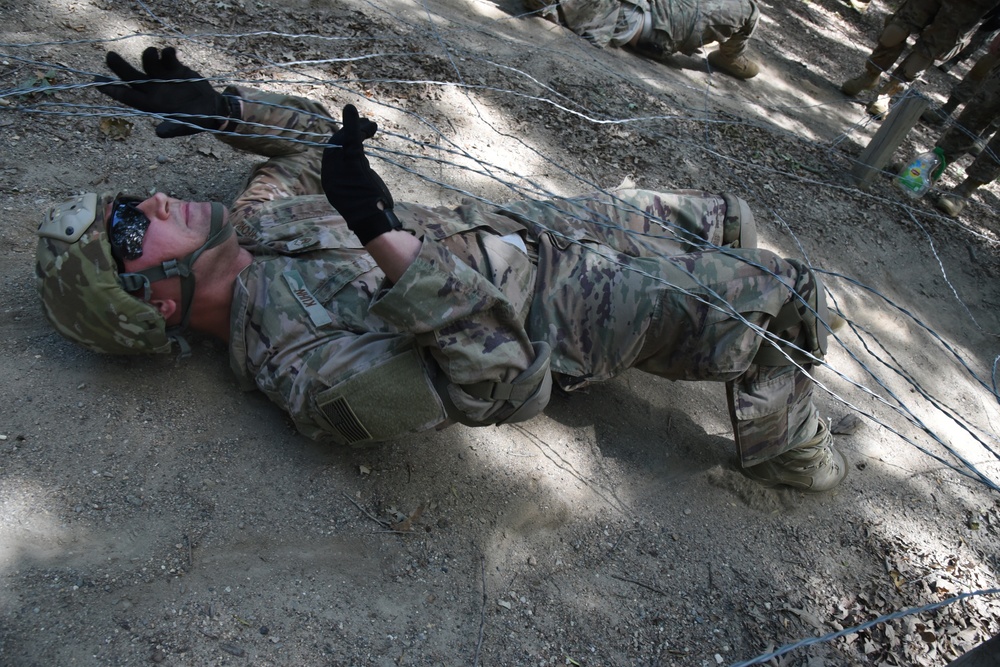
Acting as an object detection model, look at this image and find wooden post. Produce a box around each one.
[849,91,931,190]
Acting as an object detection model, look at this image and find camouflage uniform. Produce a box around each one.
[219,87,828,466]
[935,64,1000,187]
[524,0,759,58]
[947,48,1000,110]
[863,0,996,81]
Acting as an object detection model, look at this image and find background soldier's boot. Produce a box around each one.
[921,97,958,125]
[969,136,990,156]
[707,48,760,79]
[866,78,904,116]
[742,420,847,492]
[841,66,881,96]
[934,179,985,217]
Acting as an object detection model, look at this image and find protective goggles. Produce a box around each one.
[107,195,151,262]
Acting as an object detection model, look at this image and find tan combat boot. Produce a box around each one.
[933,179,983,217]
[934,193,967,217]
[841,68,881,97]
[708,49,760,80]
[866,79,905,116]
[742,420,847,492]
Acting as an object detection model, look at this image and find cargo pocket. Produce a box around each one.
[728,365,795,468]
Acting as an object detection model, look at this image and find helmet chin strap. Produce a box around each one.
[118,202,233,352]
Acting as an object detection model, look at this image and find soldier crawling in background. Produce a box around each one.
[37,47,848,491]
[522,0,761,80]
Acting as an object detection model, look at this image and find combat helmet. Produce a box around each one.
[36,192,230,355]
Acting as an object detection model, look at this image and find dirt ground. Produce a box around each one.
[2,0,1000,665]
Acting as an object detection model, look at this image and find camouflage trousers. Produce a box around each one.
[500,189,827,467]
[937,65,1000,185]
[865,0,995,81]
[647,0,759,58]
[947,49,1000,108]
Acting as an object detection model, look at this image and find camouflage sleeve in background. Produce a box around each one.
[647,0,759,56]
[217,85,336,159]
[553,0,758,56]
[555,0,650,47]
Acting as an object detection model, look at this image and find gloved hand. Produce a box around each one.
[95,47,237,139]
[321,104,401,245]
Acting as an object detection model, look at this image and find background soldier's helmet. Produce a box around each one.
[35,192,173,355]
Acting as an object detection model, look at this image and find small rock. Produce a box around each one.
[151,649,166,663]
[219,643,244,657]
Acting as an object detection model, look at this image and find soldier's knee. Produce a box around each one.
[751,262,831,366]
[879,22,910,49]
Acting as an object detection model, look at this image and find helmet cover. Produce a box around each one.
[36,192,172,355]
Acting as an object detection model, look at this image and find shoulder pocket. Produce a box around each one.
[313,345,446,446]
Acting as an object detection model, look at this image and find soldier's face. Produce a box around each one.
[117,193,230,275]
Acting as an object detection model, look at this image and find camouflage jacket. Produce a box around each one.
[218,88,547,445]
[216,88,759,447]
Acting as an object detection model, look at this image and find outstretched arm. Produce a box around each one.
[322,104,420,281]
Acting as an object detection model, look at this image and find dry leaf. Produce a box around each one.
[390,503,425,532]
[197,146,223,159]
[779,605,825,632]
[934,579,955,595]
[99,117,132,140]
[831,413,862,435]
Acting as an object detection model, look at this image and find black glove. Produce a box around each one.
[321,104,402,245]
[95,47,237,139]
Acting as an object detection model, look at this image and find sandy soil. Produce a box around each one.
[1,0,999,665]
